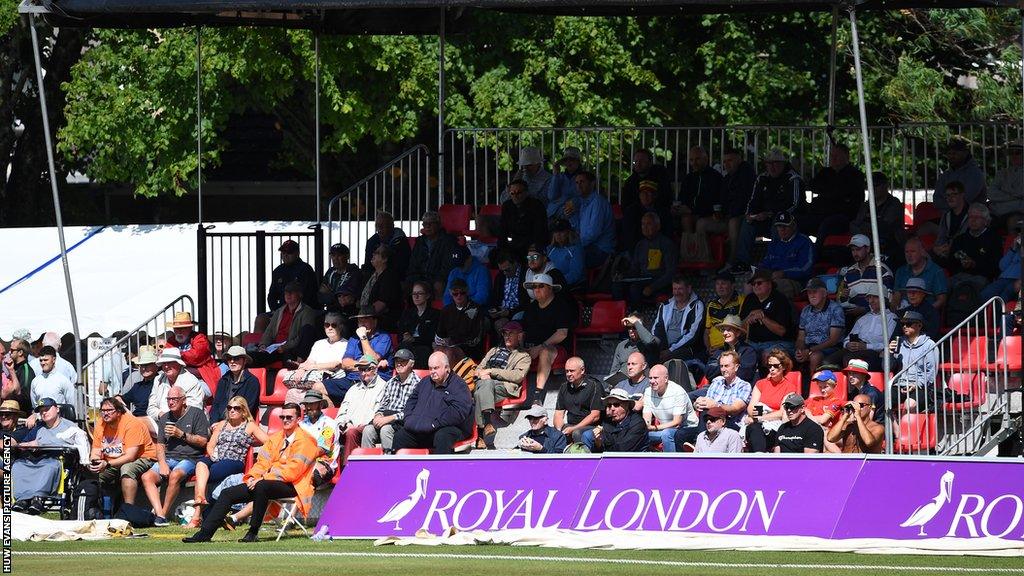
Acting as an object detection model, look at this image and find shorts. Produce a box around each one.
[148,457,197,478]
[118,457,156,482]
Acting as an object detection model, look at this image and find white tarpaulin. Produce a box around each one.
[12,511,132,541]
[374,528,1024,557]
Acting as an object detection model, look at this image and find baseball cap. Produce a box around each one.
[35,397,59,412]
[781,393,805,408]
[812,370,837,383]
[279,239,300,253]
[501,321,524,333]
[393,349,415,363]
[705,406,728,419]
[848,234,871,248]
[901,310,925,325]
[329,243,349,255]
[524,405,548,419]
[773,212,796,227]
[804,277,827,292]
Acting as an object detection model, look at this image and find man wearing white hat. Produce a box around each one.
[727,148,804,273]
[522,273,574,402]
[517,405,567,454]
[147,348,207,434]
[838,233,893,317]
[502,146,551,205]
[117,346,160,418]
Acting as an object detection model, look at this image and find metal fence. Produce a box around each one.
[197,225,323,338]
[78,295,194,421]
[887,297,1018,456]
[444,122,1022,207]
[326,144,433,264]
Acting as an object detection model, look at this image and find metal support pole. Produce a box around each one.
[196,26,203,225]
[29,15,84,420]
[315,33,322,223]
[437,8,446,206]
[849,8,893,452]
[826,6,839,157]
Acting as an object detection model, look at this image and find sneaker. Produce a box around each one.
[11,499,30,513]
[153,516,170,527]
[26,497,45,516]
[223,515,237,531]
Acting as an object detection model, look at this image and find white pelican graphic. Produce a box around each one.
[900,470,955,536]
[377,468,430,530]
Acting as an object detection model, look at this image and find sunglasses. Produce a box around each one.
[324,322,339,329]
[783,405,801,412]
[227,405,244,411]
[606,402,624,408]
[358,365,376,372]
[767,363,782,369]
[279,415,296,422]
[100,408,117,414]
[449,290,467,296]
[705,416,725,422]
[527,255,541,261]
[226,356,244,363]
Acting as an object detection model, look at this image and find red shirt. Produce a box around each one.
[275,305,296,343]
[805,391,843,426]
[755,376,800,411]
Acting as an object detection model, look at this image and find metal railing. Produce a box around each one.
[444,122,1021,207]
[78,295,195,421]
[198,225,323,338]
[326,144,433,265]
[886,297,1016,456]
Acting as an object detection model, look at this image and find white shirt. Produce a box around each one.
[845,309,898,352]
[31,370,76,407]
[307,338,346,366]
[643,381,698,428]
[148,370,206,421]
[335,375,386,429]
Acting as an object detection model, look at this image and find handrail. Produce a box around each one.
[326,144,432,227]
[78,295,196,374]
[449,121,1019,133]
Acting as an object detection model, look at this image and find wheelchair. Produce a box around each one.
[13,446,86,520]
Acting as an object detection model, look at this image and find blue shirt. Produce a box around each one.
[547,243,585,286]
[894,259,949,306]
[704,376,752,427]
[760,233,815,281]
[545,171,581,219]
[342,333,394,382]
[798,300,845,346]
[444,260,491,307]
[571,192,615,255]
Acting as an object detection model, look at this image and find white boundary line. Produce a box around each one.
[14,550,1024,572]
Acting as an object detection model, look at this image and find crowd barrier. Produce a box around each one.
[318,454,1024,541]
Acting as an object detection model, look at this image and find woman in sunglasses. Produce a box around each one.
[281,312,347,405]
[190,395,267,527]
[744,348,800,452]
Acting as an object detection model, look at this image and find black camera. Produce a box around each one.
[843,404,855,414]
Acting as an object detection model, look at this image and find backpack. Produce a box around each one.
[70,478,103,521]
[115,503,156,528]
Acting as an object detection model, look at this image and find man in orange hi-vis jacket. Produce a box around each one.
[183,403,319,543]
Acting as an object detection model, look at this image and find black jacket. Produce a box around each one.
[502,197,549,258]
[600,412,649,452]
[622,164,673,213]
[408,232,458,285]
[807,164,866,220]
[682,166,724,217]
[268,259,319,310]
[721,161,757,218]
[746,168,804,216]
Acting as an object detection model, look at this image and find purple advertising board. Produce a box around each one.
[316,454,1024,541]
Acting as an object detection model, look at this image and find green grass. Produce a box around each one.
[13,523,1024,576]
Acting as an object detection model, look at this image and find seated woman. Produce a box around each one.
[744,348,800,452]
[398,281,439,369]
[280,313,347,405]
[190,395,267,527]
[209,346,260,424]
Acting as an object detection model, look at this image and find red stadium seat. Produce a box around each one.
[414,369,430,380]
[440,204,473,236]
[261,370,290,406]
[611,203,623,220]
[943,372,987,411]
[678,234,726,271]
[529,345,568,373]
[261,406,286,434]
[893,413,938,453]
[479,204,502,217]
[395,448,431,455]
[351,447,384,456]
[575,300,626,337]
[988,336,1022,373]
[453,426,477,453]
[940,335,988,371]
[822,234,853,248]
[913,202,941,228]
[241,332,261,347]
[495,379,529,409]
[323,406,339,419]
[866,372,886,391]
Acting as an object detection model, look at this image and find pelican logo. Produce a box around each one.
[377,468,429,530]
[900,470,954,536]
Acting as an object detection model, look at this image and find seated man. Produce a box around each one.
[148,348,207,434]
[581,389,649,453]
[694,407,743,454]
[801,142,866,243]
[979,235,1021,304]
[11,398,90,513]
[567,170,615,268]
[320,242,361,311]
[704,273,745,353]
[931,181,970,259]
[688,350,752,443]
[89,397,157,509]
[362,210,411,278]
[605,315,660,387]
[938,203,1003,296]
[252,280,318,366]
[674,145,723,233]
[651,275,705,363]
[119,346,159,418]
[268,240,319,310]
[825,292,897,372]
[209,346,260,425]
[889,310,940,414]
[826,393,884,454]
[621,179,667,249]
[473,322,531,448]
[522,274,574,401]
[546,220,585,289]
[842,359,884,425]
[140,386,211,526]
[362,349,420,453]
[443,245,490,308]
[698,148,756,264]
[29,346,75,410]
[407,211,458,297]
[838,234,894,317]
[183,402,319,543]
[299,390,340,485]
[504,146,551,203]
[988,140,1024,228]
[891,237,948,314]
[613,212,678,303]
[757,212,814,299]
[488,251,529,334]
[614,352,650,411]
[794,277,846,374]
[335,357,384,466]
[166,311,221,389]
[391,352,473,454]
[517,405,568,454]
[730,148,804,271]
[774,393,824,454]
[621,148,672,212]
[434,278,485,363]
[702,316,758,384]
[501,179,549,259]
[0,400,29,443]
[848,172,906,266]
[932,138,986,211]
[643,364,697,452]
[553,357,603,443]
[896,278,941,339]
[739,269,797,358]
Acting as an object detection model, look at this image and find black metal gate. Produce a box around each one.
[197,224,324,338]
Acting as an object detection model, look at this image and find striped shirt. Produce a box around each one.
[375,371,420,421]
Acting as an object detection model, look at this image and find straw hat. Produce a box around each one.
[0,400,25,418]
[166,311,196,329]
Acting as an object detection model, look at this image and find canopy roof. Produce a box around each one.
[22,0,1016,33]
